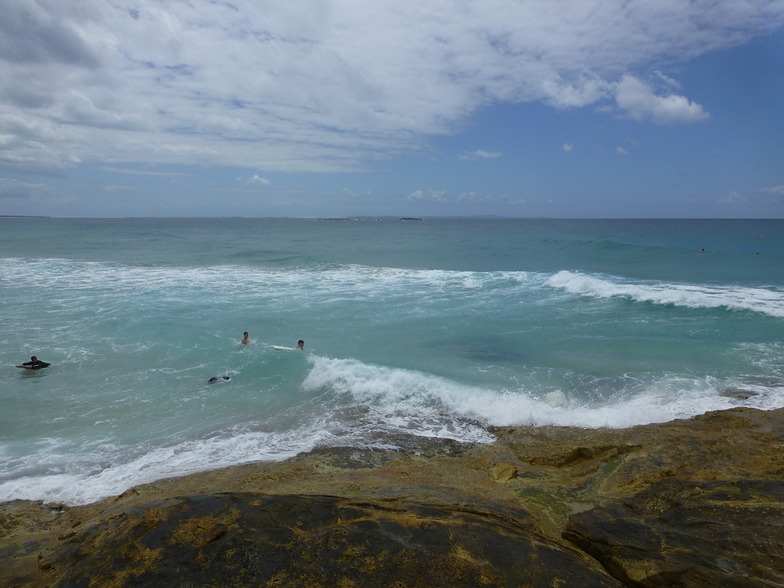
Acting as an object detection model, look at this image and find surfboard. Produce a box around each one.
[271,345,293,351]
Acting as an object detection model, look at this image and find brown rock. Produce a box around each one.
[41,494,619,587]
[491,463,518,481]
[1,407,783,587]
[564,479,784,587]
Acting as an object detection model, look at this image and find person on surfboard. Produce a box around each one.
[207,376,231,384]
[17,356,50,370]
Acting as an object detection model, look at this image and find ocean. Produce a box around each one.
[1,217,783,505]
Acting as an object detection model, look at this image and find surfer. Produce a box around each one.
[271,340,304,350]
[16,356,50,370]
[241,331,250,344]
[207,376,231,384]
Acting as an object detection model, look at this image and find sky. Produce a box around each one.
[1,0,784,218]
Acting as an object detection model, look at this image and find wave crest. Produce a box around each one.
[547,270,784,318]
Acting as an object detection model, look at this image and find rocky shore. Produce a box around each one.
[2,407,783,587]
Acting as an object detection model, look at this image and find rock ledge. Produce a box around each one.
[2,407,783,587]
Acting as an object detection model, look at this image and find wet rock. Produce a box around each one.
[564,478,784,587]
[44,494,619,587]
[721,387,759,400]
[491,463,518,481]
[2,407,783,587]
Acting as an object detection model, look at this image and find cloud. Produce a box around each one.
[616,146,630,156]
[759,184,784,196]
[459,149,502,161]
[614,74,710,124]
[342,188,372,198]
[0,1,102,67]
[100,166,188,177]
[1,0,781,174]
[562,143,574,153]
[718,191,746,205]
[103,184,139,192]
[0,178,48,199]
[247,174,270,186]
[407,189,447,202]
[457,191,491,203]
[757,184,784,203]
[717,185,784,206]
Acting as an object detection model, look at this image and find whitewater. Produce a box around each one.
[1,217,782,505]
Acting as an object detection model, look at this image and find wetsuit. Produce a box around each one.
[19,360,50,370]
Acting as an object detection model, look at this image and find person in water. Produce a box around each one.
[296,340,305,350]
[241,332,250,344]
[17,356,50,370]
[207,376,231,384]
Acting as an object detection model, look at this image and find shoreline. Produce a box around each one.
[3,406,784,586]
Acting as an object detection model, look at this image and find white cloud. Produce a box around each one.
[459,150,502,161]
[342,188,372,198]
[247,174,270,186]
[614,74,710,124]
[759,184,784,195]
[103,184,139,193]
[457,191,490,203]
[100,166,187,177]
[562,143,574,153]
[718,191,746,204]
[407,189,447,202]
[616,146,630,156]
[0,178,49,199]
[503,195,527,205]
[1,0,781,173]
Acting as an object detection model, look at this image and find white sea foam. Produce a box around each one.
[302,356,496,445]
[4,370,781,506]
[302,356,784,431]
[546,270,784,317]
[0,257,534,297]
[0,423,334,505]
[3,231,784,507]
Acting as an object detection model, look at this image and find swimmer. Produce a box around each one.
[241,332,250,344]
[207,376,232,384]
[296,340,304,350]
[16,356,50,370]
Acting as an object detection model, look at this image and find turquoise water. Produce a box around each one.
[1,217,783,505]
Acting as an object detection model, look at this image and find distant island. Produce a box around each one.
[315,217,423,221]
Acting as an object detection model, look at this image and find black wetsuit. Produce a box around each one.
[21,360,50,370]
